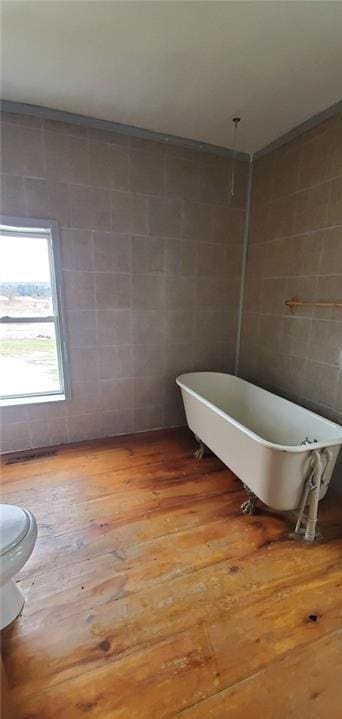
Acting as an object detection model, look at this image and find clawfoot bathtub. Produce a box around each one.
[176,372,342,541]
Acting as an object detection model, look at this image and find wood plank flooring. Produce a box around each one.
[1,427,342,718]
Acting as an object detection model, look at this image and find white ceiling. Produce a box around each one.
[1,1,342,153]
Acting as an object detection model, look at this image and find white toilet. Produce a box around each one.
[0,504,37,630]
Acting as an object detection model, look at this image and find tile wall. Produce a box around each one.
[240,114,342,421]
[0,111,248,451]
[240,114,342,484]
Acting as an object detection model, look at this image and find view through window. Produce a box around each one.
[0,220,67,404]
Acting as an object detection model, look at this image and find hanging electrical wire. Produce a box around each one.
[230,116,241,199]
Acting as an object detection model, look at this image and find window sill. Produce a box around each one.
[0,394,66,408]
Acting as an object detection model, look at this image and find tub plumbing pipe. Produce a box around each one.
[305,450,323,542]
[295,448,332,542]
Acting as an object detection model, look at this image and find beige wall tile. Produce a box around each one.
[95,272,131,309]
[133,405,164,432]
[243,278,262,313]
[69,347,99,384]
[1,123,45,177]
[291,232,323,276]
[193,340,233,373]
[100,408,133,437]
[0,405,28,425]
[336,372,342,413]
[258,315,282,354]
[166,157,200,201]
[89,141,129,190]
[251,153,275,206]
[70,185,111,230]
[164,310,194,344]
[285,276,318,317]
[319,227,342,274]
[224,242,243,280]
[165,275,195,309]
[61,229,93,271]
[0,422,31,453]
[0,174,25,215]
[182,201,212,241]
[249,202,271,244]
[302,361,339,406]
[0,111,247,450]
[132,376,165,408]
[194,310,236,345]
[131,235,165,274]
[29,418,68,448]
[308,319,342,365]
[66,412,106,442]
[93,231,130,273]
[298,132,333,188]
[24,178,70,226]
[279,316,312,358]
[165,239,195,276]
[330,118,342,177]
[97,308,132,346]
[198,161,229,205]
[149,197,182,237]
[132,344,165,377]
[212,206,245,244]
[246,248,266,279]
[66,381,101,416]
[63,269,95,310]
[197,242,226,278]
[132,274,165,309]
[268,195,295,239]
[327,176,342,227]
[239,312,260,381]
[273,144,301,199]
[274,354,307,398]
[129,149,165,195]
[112,190,148,234]
[163,381,186,426]
[293,183,330,234]
[45,131,89,184]
[66,310,97,348]
[26,401,66,421]
[243,116,342,414]
[132,310,165,344]
[314,275,342,320]
[164,343,194,378]
[260,277,287,315]
[100,378,133,411]
[99,346,132,380]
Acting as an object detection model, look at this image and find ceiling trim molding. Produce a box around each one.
[0,99,250,162]
[253,98,342,160]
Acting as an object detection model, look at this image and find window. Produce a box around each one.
[0,217,69,406]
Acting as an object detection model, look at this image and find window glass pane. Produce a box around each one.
[0,322,62,398]
[0,234,53,317]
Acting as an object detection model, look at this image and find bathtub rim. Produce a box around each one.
[176,372,342,454]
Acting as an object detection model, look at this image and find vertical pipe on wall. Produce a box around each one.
[234,159,253,376]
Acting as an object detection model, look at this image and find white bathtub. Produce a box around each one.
[176,372,342,515]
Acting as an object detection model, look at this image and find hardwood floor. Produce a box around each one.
[1,427,342,718]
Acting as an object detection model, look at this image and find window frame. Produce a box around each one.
[0,215,71,406]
